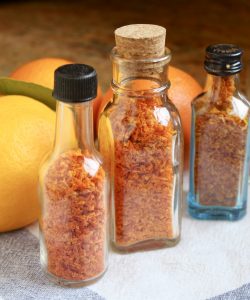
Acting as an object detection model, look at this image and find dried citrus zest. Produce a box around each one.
[103,95,176,247]
[42,149,106,281]
[195,76,248,207]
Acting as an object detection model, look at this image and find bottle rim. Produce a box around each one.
[110,47,172,64]
[110,47,171,96]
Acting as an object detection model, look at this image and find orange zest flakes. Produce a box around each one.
[41,149,106,281]
[108,95,176,247]
[195,76,248,207]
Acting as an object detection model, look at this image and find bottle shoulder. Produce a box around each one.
[192,91,250,119]
[99,96,183,157]
[39,148,105,181]
[101,94,182,128]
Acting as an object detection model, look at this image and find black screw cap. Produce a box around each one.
[53,64,97,102]
[204,44,243,76]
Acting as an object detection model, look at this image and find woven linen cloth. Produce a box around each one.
[210,284,250,300]
[0,229,105,300]
[1,181,250,300]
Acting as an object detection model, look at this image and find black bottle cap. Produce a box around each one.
[204,44,243,76]
[53,64,97,102]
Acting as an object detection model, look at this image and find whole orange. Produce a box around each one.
[168,66,202,168]
[10,57,102,134]
[10,57,72,89]
[98,66,202,168]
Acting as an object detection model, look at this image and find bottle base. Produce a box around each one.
[41,265,108,287]
[112,236,180,253]
[188,196,246,221]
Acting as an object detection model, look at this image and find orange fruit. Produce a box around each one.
[98,66,202,168]
[10,57,103,135]
[10,57,72,89]
[168,66,202,168]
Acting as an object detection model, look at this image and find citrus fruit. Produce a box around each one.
[10,57,103,135]
[10,57,72,89]
[168,66,203,167]
[0,95,55,232]
[98,113,114,173]
[97,87,113,122]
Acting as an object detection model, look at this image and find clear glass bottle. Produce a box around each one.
[188,44,250,220]
[98,24,183,252]
[39,64,108,286]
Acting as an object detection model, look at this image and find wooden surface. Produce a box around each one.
[0,0,249,91]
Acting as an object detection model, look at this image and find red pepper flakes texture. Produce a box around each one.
[195,77,248,206]
[42,149,106,281]
[109,95,176,247]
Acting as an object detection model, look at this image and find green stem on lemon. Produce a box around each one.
[0,77,56,110]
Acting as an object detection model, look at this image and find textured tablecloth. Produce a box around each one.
[1,185,250,300]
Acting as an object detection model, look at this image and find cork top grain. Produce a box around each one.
[115,24,166,59]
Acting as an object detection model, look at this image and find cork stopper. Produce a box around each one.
[115,24,166,59]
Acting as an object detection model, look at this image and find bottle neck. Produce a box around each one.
[208,73,240,97]
[111,47,171,96]
[205,73,240,110]
[53,100,94,154]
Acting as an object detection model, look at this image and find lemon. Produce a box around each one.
[98,113,114,176]
[0,95,55,232]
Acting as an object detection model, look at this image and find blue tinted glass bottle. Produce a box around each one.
[188,44,250,221]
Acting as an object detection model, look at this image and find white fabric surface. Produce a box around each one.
[27,177,250,300]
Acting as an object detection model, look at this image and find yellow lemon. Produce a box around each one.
[98,112,114,175]
[0,95,55,232]
[9,57,103,135]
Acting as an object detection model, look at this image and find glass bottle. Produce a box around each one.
[39,64,108,286]
[188,44,250,220]
[98,24,183,252]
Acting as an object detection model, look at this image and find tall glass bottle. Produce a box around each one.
[188,44,250,220]
[98,24,183,252]
[39,64,108,286]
